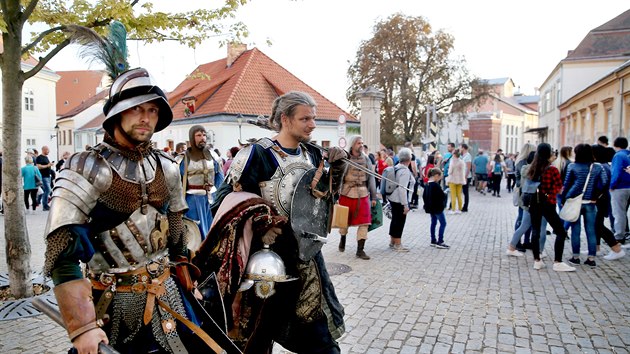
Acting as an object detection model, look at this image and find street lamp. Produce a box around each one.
[236,113,243,142]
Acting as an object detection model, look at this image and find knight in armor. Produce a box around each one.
[177,125,224,239]
[43,68,213,354]
[194,91,346,353]
[337,135,378,260]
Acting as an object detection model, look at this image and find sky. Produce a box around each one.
[46,0,630,112]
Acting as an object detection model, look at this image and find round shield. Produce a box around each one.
[291,168,331,261]
[184,217,202,252]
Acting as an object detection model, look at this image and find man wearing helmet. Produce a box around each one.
[43,68,210,353]
[197,91,346,353]
[177,125,223,240]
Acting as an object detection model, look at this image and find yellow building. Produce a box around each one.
[559,60,630,146]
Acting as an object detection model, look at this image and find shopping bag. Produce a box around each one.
[368,200,383,232]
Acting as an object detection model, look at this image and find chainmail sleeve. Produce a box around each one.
[167,211,187,258]
[44,228,73,276]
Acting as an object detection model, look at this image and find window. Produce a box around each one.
[62,130,66,145]
[544,91,552,113]
[322,140,330,148]
[24,88,34,111]
[556,81,562,105]
[67,129,72,145]
[26,138,36,146]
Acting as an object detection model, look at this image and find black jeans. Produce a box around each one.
[529,199,568,262]
[23,189,37,210]
[596,196,619,247]
[388,201,407,239]
[462,179,470,211]
[491,174,502,195]
[506,174,516,192]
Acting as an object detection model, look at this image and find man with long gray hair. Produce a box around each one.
[337,135,378,259]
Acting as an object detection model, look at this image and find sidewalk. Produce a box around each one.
[0,190,629,353]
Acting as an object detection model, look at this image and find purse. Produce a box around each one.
[559,164,592,222]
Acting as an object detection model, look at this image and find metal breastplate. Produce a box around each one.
[186,158,214,195]
[88,204,170,273]
[259,145,314,217]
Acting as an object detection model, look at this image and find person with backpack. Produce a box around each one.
[489,153,506,197]
[525,143,575,272]
[387,148,415,252]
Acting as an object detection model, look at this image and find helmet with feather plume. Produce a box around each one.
[66,21,172,135]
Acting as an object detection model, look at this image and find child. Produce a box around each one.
[422,168,450,249]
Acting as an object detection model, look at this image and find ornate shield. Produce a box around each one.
[290,168,331,261]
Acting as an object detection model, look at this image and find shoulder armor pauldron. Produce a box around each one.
[229,144,255,183]
[157,153,187,213]
[45,150,113,236]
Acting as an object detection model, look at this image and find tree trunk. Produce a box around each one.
[2,3,33,298]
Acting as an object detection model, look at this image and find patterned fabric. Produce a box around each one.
[540,165,562,205]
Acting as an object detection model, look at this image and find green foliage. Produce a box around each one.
[2,0,249,57]
[347,13,484,148]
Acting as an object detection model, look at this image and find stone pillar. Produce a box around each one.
[357,87,384,153]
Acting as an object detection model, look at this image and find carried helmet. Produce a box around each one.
[102,68,173,135]
[238,244,297,299]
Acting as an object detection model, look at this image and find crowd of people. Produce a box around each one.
[12,63,623,353]
[503,136,628,272]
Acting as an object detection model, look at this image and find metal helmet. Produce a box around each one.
[238,244,297,299]
[102,68,173,135]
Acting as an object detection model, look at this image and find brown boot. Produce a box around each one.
[338,235,346,252]
[356,239,370,260]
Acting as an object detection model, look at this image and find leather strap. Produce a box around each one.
[310,160,328,199]
[144,278,166,325]
[69,321,101,342]
[156,298,224,353]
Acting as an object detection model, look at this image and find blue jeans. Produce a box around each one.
[38,176,51,209]
[430,212,446,244]
[510,209,547,249]
[569,203,597,257]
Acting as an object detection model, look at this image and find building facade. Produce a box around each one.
[538,9,630,148]
[559,60,630,146]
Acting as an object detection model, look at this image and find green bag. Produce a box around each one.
[368,199,383,232]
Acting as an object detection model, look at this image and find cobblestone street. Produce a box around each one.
[1,189,629,353]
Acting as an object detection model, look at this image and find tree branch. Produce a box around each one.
[21,0,39,21]
[21,25,64,55]
[23,39,70,80]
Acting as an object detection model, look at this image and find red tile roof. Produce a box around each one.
[56,70,107,116]
[566,9,630,61]
[168,48,355,122]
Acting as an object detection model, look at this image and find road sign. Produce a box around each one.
[338,124,346,138]
[338,115,346,124]
[338,137,347,148]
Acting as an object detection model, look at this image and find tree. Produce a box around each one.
[347,13,488,147]
[0,0,249,298]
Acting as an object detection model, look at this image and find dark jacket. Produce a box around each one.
[561,162,607,201]
[422,181,446,214]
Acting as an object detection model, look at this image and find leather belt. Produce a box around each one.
[188,184,212,191]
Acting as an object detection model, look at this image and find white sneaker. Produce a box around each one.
[603,249,626,261]
[454,210,462,214]
[447,210,455,215]
[506,249,524,257]
[553,262,576,272]
[533,260,546,270]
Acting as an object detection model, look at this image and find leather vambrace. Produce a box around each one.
[53,278,102,341]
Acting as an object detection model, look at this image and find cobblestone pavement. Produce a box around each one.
[1,189,629,353]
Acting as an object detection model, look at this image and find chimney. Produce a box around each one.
[227,42,247,68]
